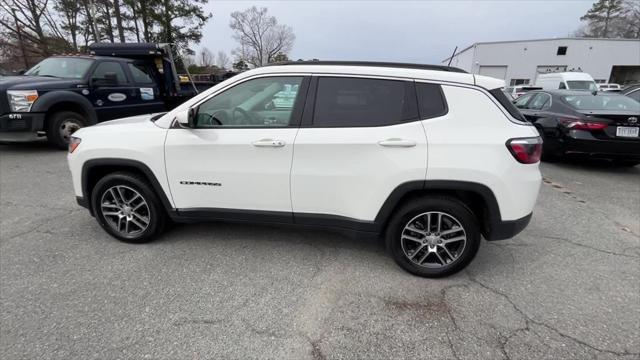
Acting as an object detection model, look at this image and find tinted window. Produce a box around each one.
[566,81,597,91]
[557,46,567,55]
[313,77,418,127]
[514,93,535,108]
[128,63,154,84]
[196,76,303,127]
[559,82,567,89]
[529,93,551,110]
[562,94,640,111]
[92,62,127,84]
[627,90,640,102]
[416,82,447,119]
[489,88,526,122]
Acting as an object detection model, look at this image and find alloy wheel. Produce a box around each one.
[100,185,150,236]
[59,119,82,143]
[400,211,467,268]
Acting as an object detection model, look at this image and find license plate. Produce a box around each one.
[616,126,639,137]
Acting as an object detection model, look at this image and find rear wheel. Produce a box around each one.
[46,111,85,150]
[386,196,481,278]
[91,172,165,243]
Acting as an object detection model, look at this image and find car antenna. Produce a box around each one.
[447,46,458,67]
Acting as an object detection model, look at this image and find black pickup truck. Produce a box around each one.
[0,43,234,148]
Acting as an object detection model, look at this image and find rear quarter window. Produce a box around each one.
[415,82,448,119]
[489,88,527,122]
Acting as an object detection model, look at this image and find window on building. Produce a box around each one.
[557,46,568,55]
[594,79,607,84]
[509,79,530,86]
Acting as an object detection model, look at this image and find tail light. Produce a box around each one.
[558,117,608,130]
[506,137,542,164]
[69,136,81,153]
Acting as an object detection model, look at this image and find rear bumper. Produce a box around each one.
[562,131,640,160]
[485,212,532,241]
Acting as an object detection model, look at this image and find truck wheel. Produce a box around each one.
[91,172,166,243]
[385,196,481,278]
[46,111,85,150]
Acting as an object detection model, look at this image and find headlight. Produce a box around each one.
[7,90,39,112]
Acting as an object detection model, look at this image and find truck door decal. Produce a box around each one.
[107,93,127,102]
[140,88,154,100]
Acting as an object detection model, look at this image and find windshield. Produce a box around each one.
[25,57,94,79]
[566,80,598,91]
[562,94,640,111]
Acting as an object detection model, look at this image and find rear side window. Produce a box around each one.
[313,77,418,127]
[489,88,527,122]
[415,82,447,119]
[128,63,154,84]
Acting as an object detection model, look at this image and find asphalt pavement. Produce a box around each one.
[1,142,639,360]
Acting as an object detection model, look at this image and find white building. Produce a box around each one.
[442,38,640,86]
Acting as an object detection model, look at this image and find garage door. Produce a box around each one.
[478,65,507,79]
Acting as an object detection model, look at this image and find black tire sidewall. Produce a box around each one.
[91,173,164,243]
[386,197,481,278]
[47,111,85,150]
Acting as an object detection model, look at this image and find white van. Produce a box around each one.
[535,72,598,91]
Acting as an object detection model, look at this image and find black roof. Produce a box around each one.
[88,42,169,57]
[265,61,467,73]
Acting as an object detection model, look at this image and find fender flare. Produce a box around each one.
[32,91,98,125]
[374,180,502,237]
[81,158,174,215]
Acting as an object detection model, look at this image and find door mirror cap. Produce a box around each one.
[176,107,196,128]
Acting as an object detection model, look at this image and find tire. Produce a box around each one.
[612,160,640,167]
[46,111,85,150]
[385,196,481,278]
[91,172,166,243]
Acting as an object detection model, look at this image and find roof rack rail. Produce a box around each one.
[265,60,467,73]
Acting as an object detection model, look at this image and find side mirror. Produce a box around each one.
[176,107,196,128]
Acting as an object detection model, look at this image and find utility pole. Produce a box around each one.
[11,7,29,69]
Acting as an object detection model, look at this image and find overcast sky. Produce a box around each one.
[199,0,594,64]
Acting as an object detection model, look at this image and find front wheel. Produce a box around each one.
[386,197,481,278]
[91,172,166,243]
[46,111,85,150]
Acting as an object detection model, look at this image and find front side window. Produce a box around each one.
[92,62,128,85]
[25,57,94,79]
[128,63,154,84]
[195,76,303,127]
[313,77,418,127]
[566,81,597,91]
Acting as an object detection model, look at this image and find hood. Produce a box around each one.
[93,113,165,127]
[0,76,83,91]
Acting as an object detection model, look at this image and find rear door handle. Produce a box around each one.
[252,138,285,147]
[378,138,416,147]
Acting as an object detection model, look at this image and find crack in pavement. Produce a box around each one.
[466,274,640,358]
[534,234,640,259]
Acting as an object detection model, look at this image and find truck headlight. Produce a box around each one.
[7,90,39,112]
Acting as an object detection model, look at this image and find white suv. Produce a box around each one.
[68,61,542,277]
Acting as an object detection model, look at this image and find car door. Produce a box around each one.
[90,60,146,121]
[164,75,310,215]
[124,62,166,115]
[290,76,428,226]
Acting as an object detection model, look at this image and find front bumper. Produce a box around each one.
[0,112,46,134]
[562,130,640,160]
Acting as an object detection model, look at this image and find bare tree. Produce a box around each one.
[229,6,295,67]
[216,50,230,69]
[199,47,213,67]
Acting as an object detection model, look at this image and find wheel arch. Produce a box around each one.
[81,159,173,216]
[375,180,503,240]
[32,91,98,126]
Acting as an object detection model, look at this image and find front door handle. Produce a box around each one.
[252,138,285,147]
[378,138,416,147]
